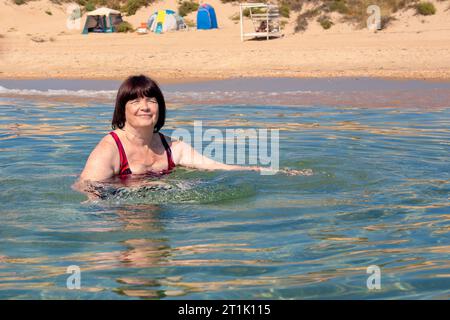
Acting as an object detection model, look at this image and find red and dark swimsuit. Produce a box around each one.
[109,131,176,177]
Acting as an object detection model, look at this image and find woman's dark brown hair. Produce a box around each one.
[112,75,166,132]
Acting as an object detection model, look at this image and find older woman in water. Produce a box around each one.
[75,75,276,192]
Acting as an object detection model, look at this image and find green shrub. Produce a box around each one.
[242,7,266,17]
[295,8,320,32]
[85,1,95,11]
[229,8,269,20]
[229,13,240,21]
[317,15,333,29]
[280,4,290,18]
[178,1,199,17]
[327,0,349,14]
[295,17,308,32]
[116,21,134,32]
[110,0,121,11]
[184,18,196,28]
[380,15,396,29]
[416,2,436,15]
[281,0,303,12]
[45,10,53,15]
[122,0,147,16]
[13,0,26,5]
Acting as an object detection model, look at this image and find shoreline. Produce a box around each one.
[3,76,450,90]
[2,74,450,85]
[2,77,450,109]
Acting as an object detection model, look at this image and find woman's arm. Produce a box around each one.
[173,140,270,173]
[72,136,118,194]
[172,140,311,176]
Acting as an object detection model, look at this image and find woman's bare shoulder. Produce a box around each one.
[96,132,118,151]
[87,132,120,164]
[103,131,118,144]
[79,132,119,182]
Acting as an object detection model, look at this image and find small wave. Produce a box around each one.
[0,86,116,98]
[0,86,319,101]
[87,176,256,204]
[279,168,314,176]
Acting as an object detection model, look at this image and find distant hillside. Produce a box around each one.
[9,0,450,32]
[12,0,154,15]
[220,0,447,32]
[277,0,447,32]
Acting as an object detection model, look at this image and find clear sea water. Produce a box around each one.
[0,79,449,299]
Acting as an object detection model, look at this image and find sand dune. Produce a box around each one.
[1,0,450,81]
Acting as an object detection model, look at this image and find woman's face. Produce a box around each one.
[124,96,159,129]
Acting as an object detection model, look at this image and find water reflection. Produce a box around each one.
[0,97,449,299]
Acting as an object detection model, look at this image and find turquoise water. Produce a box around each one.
[0,92,449,299]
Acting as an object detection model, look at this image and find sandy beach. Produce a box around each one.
[1,0,450,82]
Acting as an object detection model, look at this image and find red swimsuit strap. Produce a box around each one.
[159,133,176,171]
[109,131,131,175]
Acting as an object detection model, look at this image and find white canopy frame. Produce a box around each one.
[239,2,282,41]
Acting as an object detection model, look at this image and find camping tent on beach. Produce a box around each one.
[196,3,218,30]
[82,7,123,34]
[147,10,186,34]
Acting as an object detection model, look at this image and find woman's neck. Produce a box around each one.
[121,125,156,149]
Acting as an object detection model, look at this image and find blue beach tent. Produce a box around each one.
[196,4,218,30]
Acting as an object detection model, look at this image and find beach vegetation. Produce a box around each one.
[326,0,349,14]
[280,19,289,29]
[229,13,240,21]
[242,7,267,17]
[280,0,303,11]
[380,15,396,28]
[285,0,422,32]
[416,2,436,15]
[10,0,155,18]
[317,15,334,29]
[184,18,196,28]
[280,4,291,18]
[122,0,147,16]
[116,21,134,32]
[178,1,199,17]
[45,10,53,15]
[229,8,271,21]
[84,1,96,11]
[295,8,320,32]
[57,0,152,15]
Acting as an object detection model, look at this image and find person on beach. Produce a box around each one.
[74,74,285,194]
